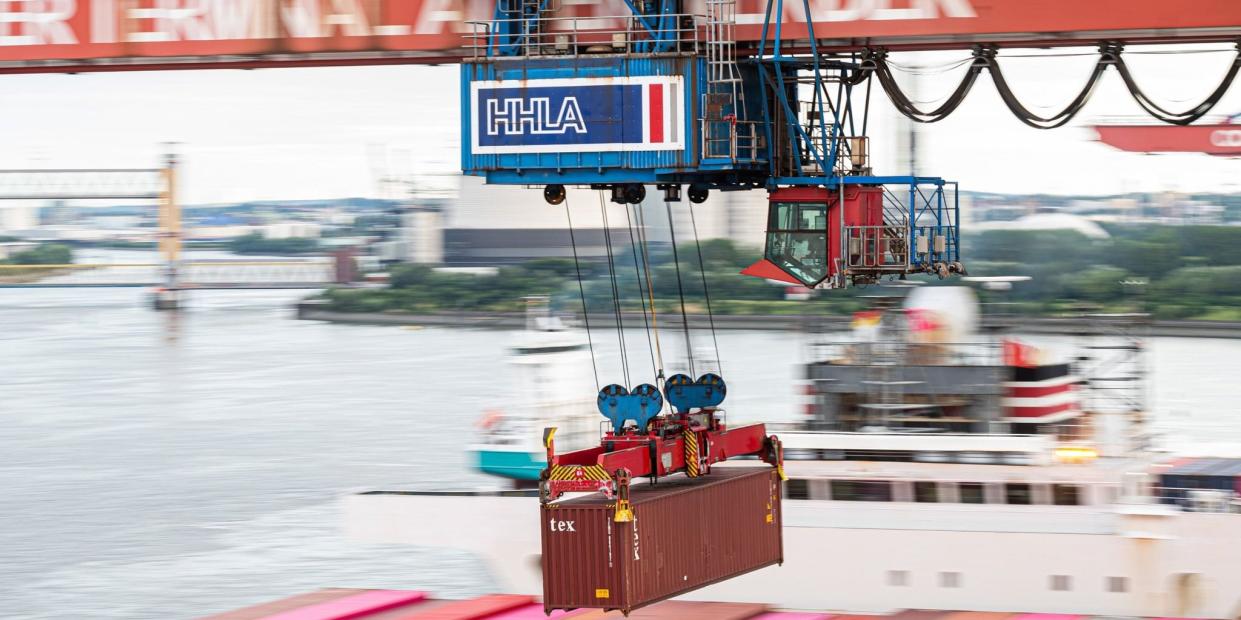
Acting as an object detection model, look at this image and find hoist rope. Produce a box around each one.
[564,197,599,391]
[861,71,873,137]
[688,201,723,377]
[634,204,666,380]
[598,191,631,388]
[863,43,1241,128]
[664,200,695,378]
[623,203,659,381]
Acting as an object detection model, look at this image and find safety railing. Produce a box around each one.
[1152,487,1241,514]
[810,339,1004,367]
[835,136,870,176]
[701,117,762,162]
[911,225,952,266]
[880,181,960,272]
[466,14,702,58]
[796,121,870,176]
[844,224,910,272]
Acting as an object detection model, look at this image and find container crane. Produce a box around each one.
[456,2,1238,289]
[460,0,965,289]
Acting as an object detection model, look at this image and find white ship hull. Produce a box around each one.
[344,489,1241,618]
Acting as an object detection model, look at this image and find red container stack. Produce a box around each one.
[541,466,783,616]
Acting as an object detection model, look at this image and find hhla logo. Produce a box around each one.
[485,97,588,137]
[549,518,576,532]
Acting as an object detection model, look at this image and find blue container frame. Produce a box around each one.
[461,54,767,186]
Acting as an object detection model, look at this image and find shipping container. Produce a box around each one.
[1157,457,1241,509]
[541,467,783,616]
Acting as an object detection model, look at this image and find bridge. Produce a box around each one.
[0,258,352,290]
[0,158,358,306]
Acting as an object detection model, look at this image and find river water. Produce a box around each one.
[1,266,1239,619]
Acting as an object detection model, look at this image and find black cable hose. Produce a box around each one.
[986,48,1112,129]
[1113,43,1241,125]
[866,49,988,123]
[860,43,1241,128]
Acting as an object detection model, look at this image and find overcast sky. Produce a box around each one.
[0,44,1237,205]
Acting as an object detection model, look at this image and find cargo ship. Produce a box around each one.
[347,288,1241,618]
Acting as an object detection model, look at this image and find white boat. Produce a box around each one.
[468,301,598,482]
[347,289,1241,618]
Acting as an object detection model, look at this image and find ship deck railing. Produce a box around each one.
[769,429,1057,464]
[808,339,1003,367]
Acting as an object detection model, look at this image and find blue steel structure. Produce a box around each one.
[460,0,964,288]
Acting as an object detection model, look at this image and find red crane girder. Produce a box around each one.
[0,0,1238,74]
[1094,122,1241,156]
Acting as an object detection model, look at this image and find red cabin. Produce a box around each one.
[743,183,963,288]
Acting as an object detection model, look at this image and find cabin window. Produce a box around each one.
[914,481,938,503]
[1052,484,1081,506]
[1005,483,1032,505]
[958,482,985,504]
[1106,576,1129,593]
[785,478,810,500]
[1050,575,1072,591]
[831,479,893,502]
[765,202,829,286]
[887,570,909,586]
[940,571,962,588]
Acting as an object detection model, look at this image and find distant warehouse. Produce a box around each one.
[442,228,607,267]
[436,177,763,267]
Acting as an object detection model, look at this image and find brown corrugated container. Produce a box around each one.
[541,466,783,616]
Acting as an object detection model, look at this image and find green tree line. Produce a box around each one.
[0,243,73,265]
[965,224,1241,319]
[228,233,320,255]
[321,224,1241,320]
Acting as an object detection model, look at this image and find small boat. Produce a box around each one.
[468,299,597,482]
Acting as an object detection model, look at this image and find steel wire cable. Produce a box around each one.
[665,200,696,378]
[564,197,600,391]
[624,203,659,381]
[688,201,723,377]
[634,204,667,383]
[599,191,631,388]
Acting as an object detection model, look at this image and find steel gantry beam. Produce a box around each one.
[0,0,1237,75]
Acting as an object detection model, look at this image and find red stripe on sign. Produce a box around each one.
[649,84,664,143]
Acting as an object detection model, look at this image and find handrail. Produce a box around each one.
[466,14,704,59]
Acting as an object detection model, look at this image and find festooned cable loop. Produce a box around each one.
[863,47,989,123]
[984,44,1111,129]
[863,42,1241,128]
[1112,40,1241,125]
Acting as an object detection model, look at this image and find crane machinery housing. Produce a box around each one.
[460,0,964,289]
